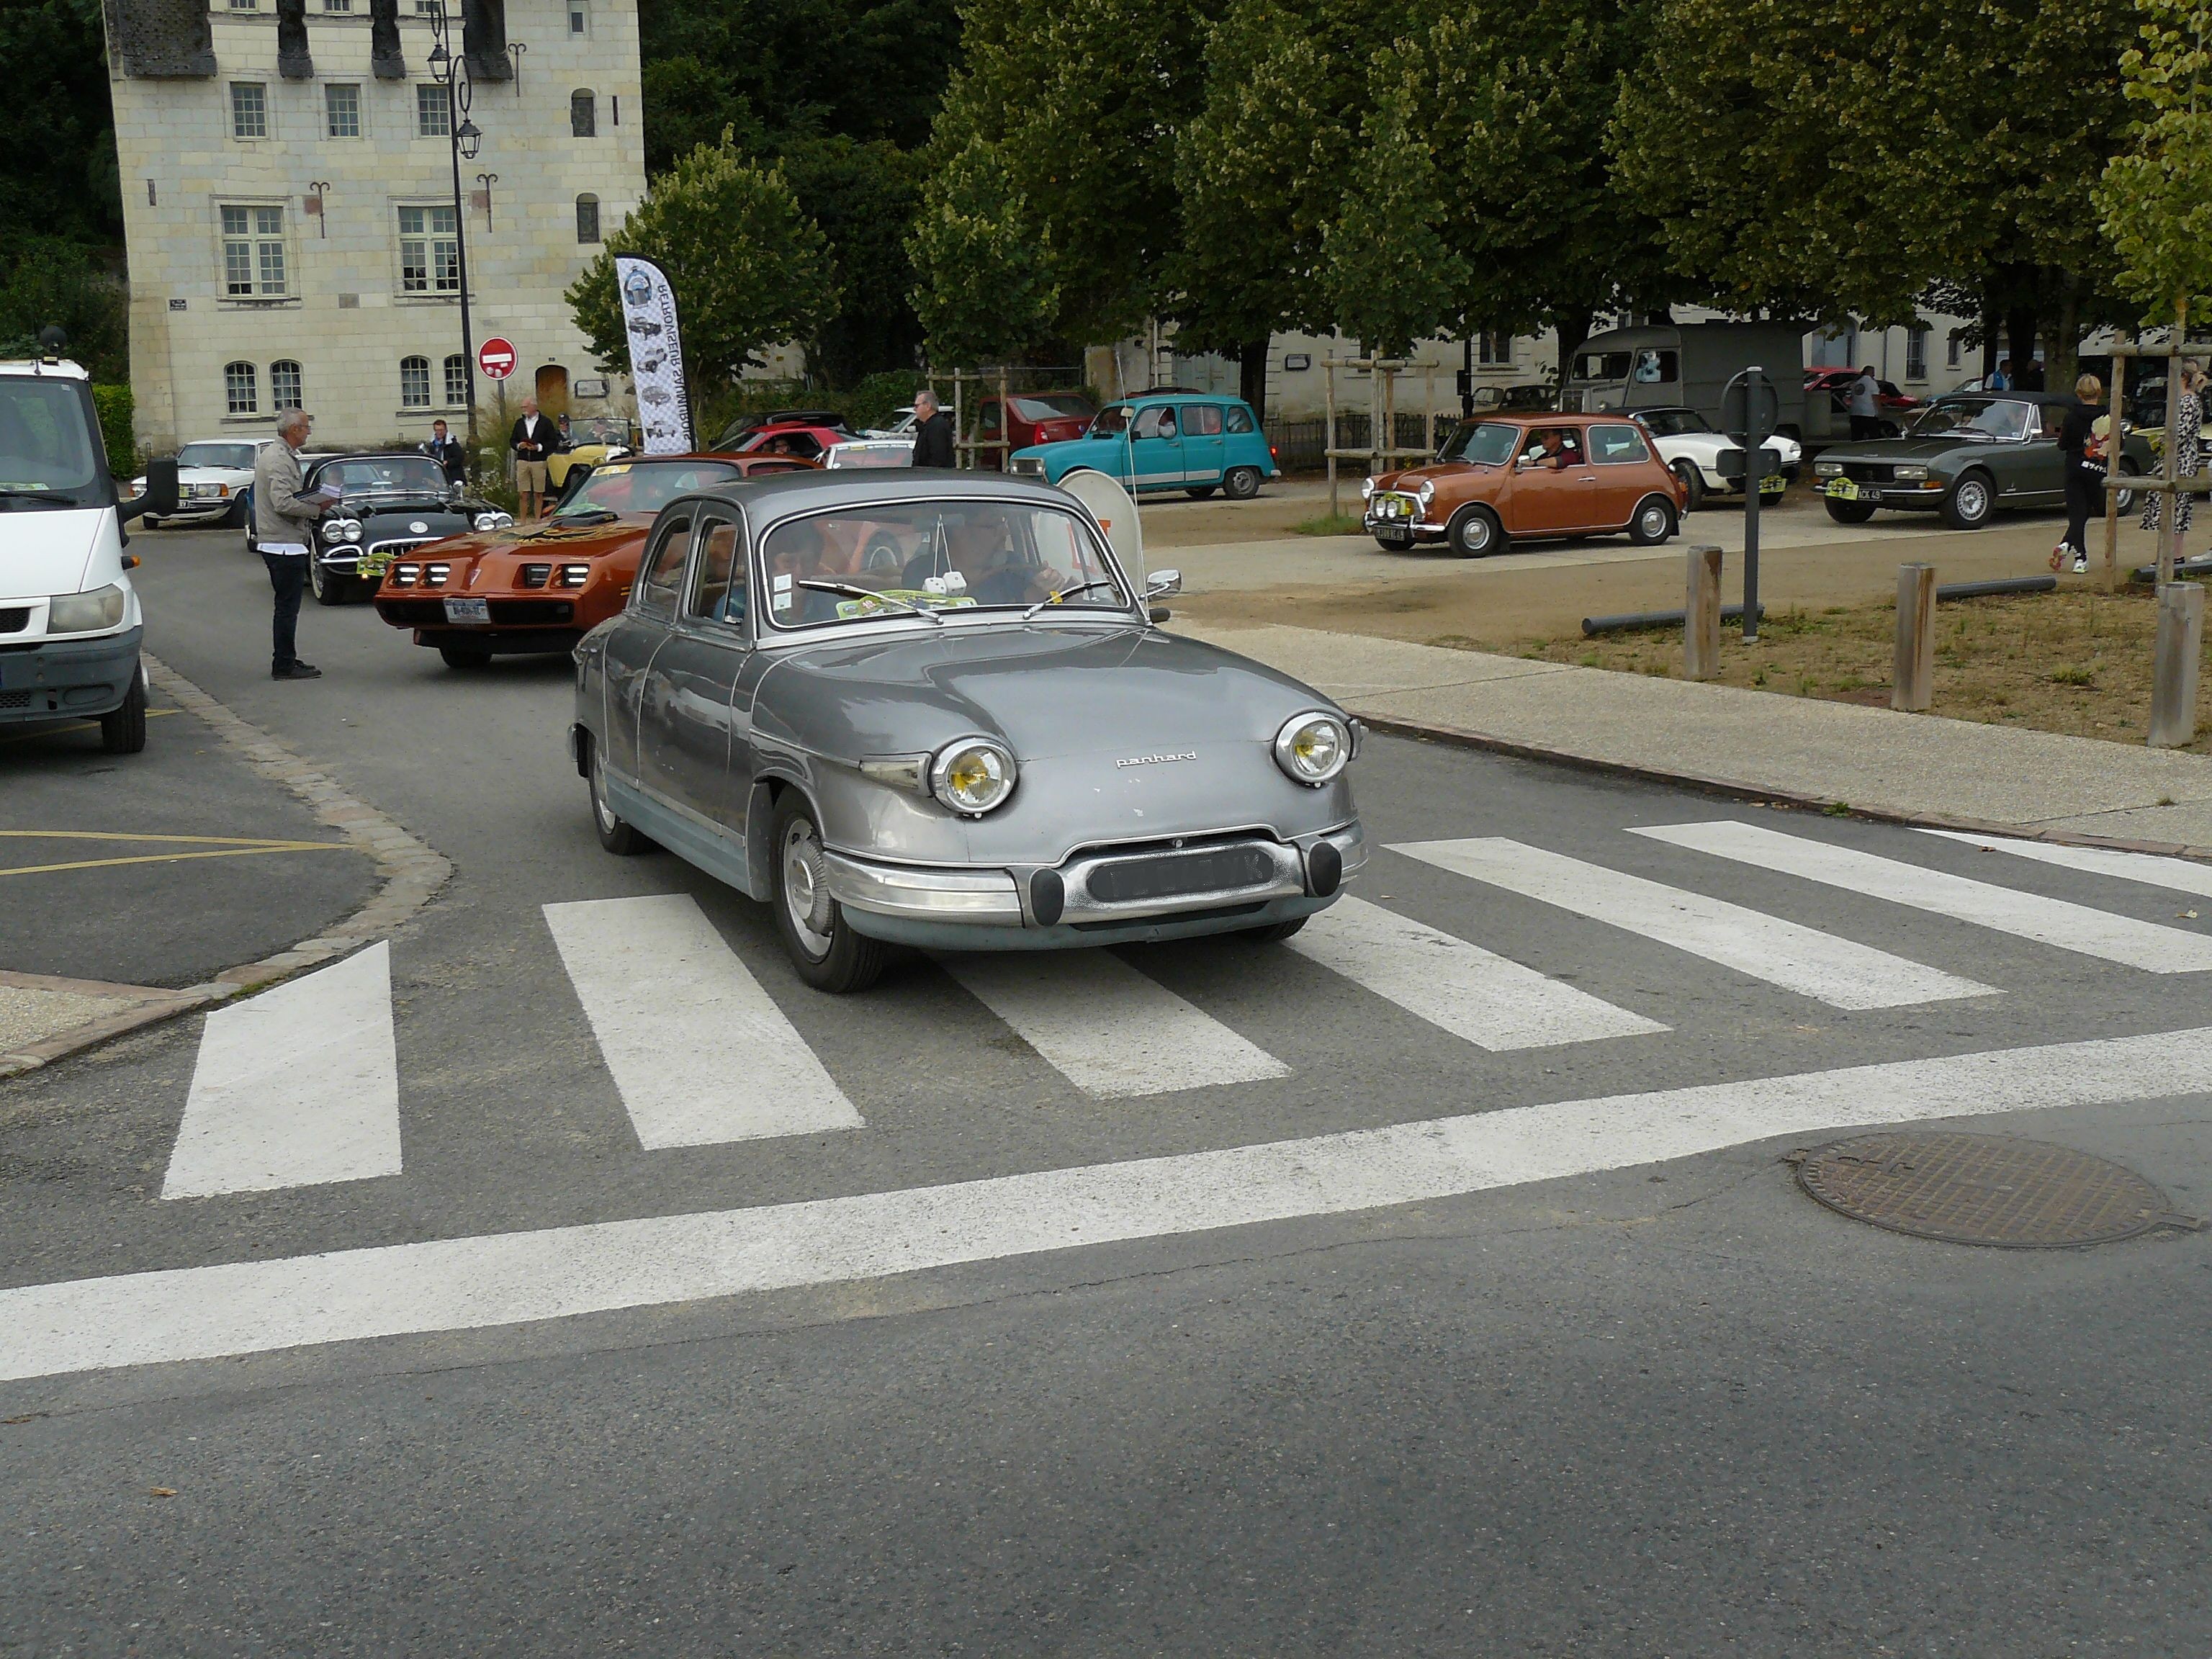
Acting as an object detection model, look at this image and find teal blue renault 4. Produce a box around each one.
[1009,392,1278,499]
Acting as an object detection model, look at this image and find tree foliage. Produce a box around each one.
[1318,76,1467,356]
[2097,0,2212,320]
[567,136,840,385]
[906,138,1061,364]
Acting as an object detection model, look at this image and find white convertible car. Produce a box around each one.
[1631,407,1803,510]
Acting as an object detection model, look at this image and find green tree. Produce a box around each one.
[0,238,128,383]
[906,138,1060,364]
[780,136,927,384]
[1,0,122,256]
[567,135,840,387]
[2098,0,2212,325]
[1319,75,1467,358]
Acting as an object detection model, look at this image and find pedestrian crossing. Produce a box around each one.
[155,818,2212,1203]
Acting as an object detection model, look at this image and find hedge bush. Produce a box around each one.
[91,383,134,477]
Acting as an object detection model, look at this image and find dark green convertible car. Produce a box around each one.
[1812,392,2151,529]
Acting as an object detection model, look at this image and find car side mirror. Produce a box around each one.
[1144,568,1182,598]
[125,455,179,521]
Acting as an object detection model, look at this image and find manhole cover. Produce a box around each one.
[1794,1132,2198,1248]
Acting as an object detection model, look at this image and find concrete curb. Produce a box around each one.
[0,655,452,1078]
[1358,713,2212,865]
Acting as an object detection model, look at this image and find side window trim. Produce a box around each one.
[634,512,693,619]
[683,509,749,629]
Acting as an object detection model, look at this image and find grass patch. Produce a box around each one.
[1292,513,1367,537]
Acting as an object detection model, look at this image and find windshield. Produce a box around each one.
[0,377,102,504]
[1435,422,1521,465]
[760,500,1126,628]
[177,441,258,470]
[1907,399,2031,441]
[1635,408,1711,438]
[556,459,742,518]
[1573,351,1632,382]
[315,456,450,495]
[568,418,629,446]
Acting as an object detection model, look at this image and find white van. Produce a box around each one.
[0,354,177,752]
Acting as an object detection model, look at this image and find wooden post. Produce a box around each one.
[1683,544,1723,680]
[1892,562,1937,712]
[2149,580,2204,748]
[1325,359,1339,520]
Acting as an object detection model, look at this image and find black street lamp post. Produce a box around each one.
[427,1,484,477]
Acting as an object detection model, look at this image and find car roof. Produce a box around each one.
[681,468,1073,522]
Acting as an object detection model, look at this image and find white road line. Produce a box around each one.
[161,943,401,1200]
[1289,895,1667,1051]
[1918,828,2212,901]
[938,951,1290,1097]
[1635,820,2212,974]
[16,1025,2212,1382]
[1390,837,1992,1010]
[543,895,862,1148]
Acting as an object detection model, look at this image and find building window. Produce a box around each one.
[230,82,268,140]
[400,356,432,409]
[1476,331,1512,367]
[271,359,303,409]
[567,0,587,32]
[228,0,257,9]
[575,193,601,244]
[397,205,460,293]
[323,0,351,11]
[417,84,451,138]
[1905,325,1930,382]
[325,83,361,138]
[225,361,259,415]
[570,89,596,138]
[220,204,287,297]
[1946,331,1964,371]
[443,354,469,405]
[415,0,442,12]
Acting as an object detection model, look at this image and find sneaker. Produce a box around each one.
[271,662,323,680]
[2049,544,2068,571]
[2071,553,2088,575]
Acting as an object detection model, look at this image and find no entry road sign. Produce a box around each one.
[477,338,516,381]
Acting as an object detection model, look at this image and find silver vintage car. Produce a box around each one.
[569,472,1367,991]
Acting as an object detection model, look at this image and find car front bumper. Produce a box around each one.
[823,821,1368,950]
[1820,479,1948,508]
[0,624,143,723]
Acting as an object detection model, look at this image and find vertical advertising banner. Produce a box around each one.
[614,255,694,454]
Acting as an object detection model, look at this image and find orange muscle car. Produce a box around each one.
[1362,414,1687,557]
[372,453,814,668]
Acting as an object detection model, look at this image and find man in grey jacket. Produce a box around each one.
[253,408,325,680]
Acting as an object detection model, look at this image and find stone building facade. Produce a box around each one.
[103,0,645,454]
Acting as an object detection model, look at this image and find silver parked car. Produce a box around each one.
[570,472,1367,991]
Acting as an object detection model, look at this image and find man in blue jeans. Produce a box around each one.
[251,408,326,680]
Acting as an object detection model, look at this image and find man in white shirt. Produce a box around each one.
[251,408,326,680]
[1848,367,1882,441]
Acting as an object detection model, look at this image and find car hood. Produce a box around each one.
[1372,462,1489,493]
[757,622,1341,762]
[405,517,648,565]
[0,507,103,601]
[346,495,467,516]
[1821,435,1987,463]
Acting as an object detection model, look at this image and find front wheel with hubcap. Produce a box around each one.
[1222,466,1262,500]
[1671,459,1706,511]
[770,792,891,993]
[588,740,650,855]
[100,668,148,755]
[1627,495,1677,546]
[1942,471,1994,529]
[1446,504,1503,557]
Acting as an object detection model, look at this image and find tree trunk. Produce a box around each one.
[1979,294,2000,379]
[2005,306,2041,387]
[1238,338,1270,419]
[1552,308,1596,387]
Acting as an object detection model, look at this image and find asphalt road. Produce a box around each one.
[1,527,2209,1655]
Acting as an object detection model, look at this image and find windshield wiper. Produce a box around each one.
[1021,579,1123,620]
[795,579,945,625]
[0,488,76,507]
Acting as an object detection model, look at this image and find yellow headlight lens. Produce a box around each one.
[1274,713,1350,785]
[930,739,1017,814]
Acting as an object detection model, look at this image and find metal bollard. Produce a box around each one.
[2148,581,2204,748]
[1683,544,1723,680]
[1892,563,1937,712]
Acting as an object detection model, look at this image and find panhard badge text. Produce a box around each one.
[1115,751,1199,769]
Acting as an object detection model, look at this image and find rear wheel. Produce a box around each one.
[1447,504,1503,557]
[1671,459,1706,511]
[1627,495,1677,546]
[588,739,650,855]
[438,640,493,669]
[1942,470,1995,529]
[1222,466,1262,500]
[770,791,891,994]
[100,667,147,755]
[1824,496,1877,524]
[2114,457,2143,514]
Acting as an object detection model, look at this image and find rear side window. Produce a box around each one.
[634,513,691,619]
[1589,423,1652,464]
[1224,404,1254,433]
[1186,404,1223,436]
[688,516,745,624]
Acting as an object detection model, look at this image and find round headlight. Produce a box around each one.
[1359,476,1376,500]
[475,511,514,531]
[1273,711,1350,786]
[930,737,1017,816]
[1416,480,1435,505]
[343,519,363,543]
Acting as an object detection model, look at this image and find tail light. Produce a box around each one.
[1270,444,1280,459]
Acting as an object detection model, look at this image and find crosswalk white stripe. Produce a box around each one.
[1918,828,2212,901]
[161,943,401,1200]
[543,895,863,1148]
[19,1023,2212,1382]
[1390,837,1993,1010]
[1635,820,2212,974]
[939,950,1290,1097]
[1289,895,1667,1050]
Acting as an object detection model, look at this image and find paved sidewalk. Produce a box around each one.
[1174,620,2212,853]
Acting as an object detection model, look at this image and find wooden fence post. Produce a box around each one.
[1683,544,1722,680]
[2149,580,2204,748]
[1892,562,1937,712]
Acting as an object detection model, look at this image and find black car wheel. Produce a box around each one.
[1627,495,1677,546]
[770,791,891,994]
[223,493,250,529]
[1447,504,1503,557]
[1222,466,1262,500]
[439,640,493,669]
[1943,470,1995,530]
[100,667,147,755]
[1671,459,1706,511]
[1234,917,1309,943]
[2114,458,2143,515]
[1824,496,1877,524]
[309,558,347,606]
[1184,485,1218,500]
[588,739,650,856]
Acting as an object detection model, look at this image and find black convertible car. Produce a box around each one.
[246,452,511,604]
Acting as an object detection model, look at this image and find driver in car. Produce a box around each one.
[1521,428,1582,470]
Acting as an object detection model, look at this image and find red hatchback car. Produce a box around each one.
[972,392,1095,470]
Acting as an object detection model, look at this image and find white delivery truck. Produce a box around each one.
[0,348,176,752]
[1560,321,1811,441]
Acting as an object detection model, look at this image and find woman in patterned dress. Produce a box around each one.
[2141,359,2204,554]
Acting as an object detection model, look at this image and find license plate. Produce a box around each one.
[1825,478,1860,501]
[443,597,490,625]
[1762,475,1786,493]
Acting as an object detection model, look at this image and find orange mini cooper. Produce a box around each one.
[372,452,813,668]
[1362,413,1687,557]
